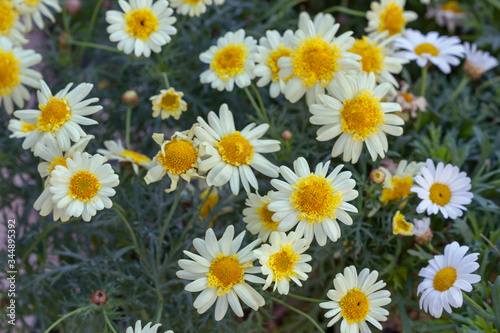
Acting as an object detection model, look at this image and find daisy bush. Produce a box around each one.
[1,0,499,332]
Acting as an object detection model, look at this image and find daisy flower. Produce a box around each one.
[426,1,465,33]
[309,72,404,163]
[8,118,36,138]
[418,241,481,318]
[393,29,465,74]
[0,37,42,114]
[395,81,427,118]
[150,87,187,120]
[365,0,418,37]
[176,225,265,321]
[126,320,173,333]
[0,0,27,45]
[380,160,424,206]
[320,266,392,332]
[278,12,361,105]
[463,42,499,80]
[49,151,120,222]
[144,127,203,192]
[253,231,312,295]
[169,0,211,17]
[253,29,294,98]
[194,103,280,195]
[34,182,71,222]
[411,159,473,219]
[106,0,177,57]
[14,80,102,154]
[242,191,279,242]
[268,157,358,246]
[413,217,433,244]
[392,210,414,236]
[17,0,61,31]
[98,139,152,174]
[199,29,257,91]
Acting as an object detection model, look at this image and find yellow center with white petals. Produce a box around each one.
[156,139,197,175]
[401,92,414,102]
[392,211,413,235]
[0,51,21,95]
[37,97,72,133]
[0,0,18,35]
[266,45,292,81]
[257,203,279,231]
[207,254,245,295]
[291,36,342,88]
[211,43,249,81]
[267,245,300,281]
[68,171,101,202]
[159,91,181,111]
[414,43,440,56]
[378,2,406,36]
[340,288,370,324]
[290,174,342,224]
[200,188,219,220]
[215,132,254,166]
[122,150,151,165]
[442,1,463,13]
[429,183,451,206]
[433,267,457,292]
[47,156,68,174]
[380,175,414,205]
[21,121,36,133]
[349,37,386,74]
[341,90,384,141]
[124,8,159,40]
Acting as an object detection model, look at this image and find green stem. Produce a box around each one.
[68,40,123,54]
[162,72,170,89]
[83,0,105,43]
[157,182,184,262]
[271,296,325,333]
[251,84,267,117]
[244,87,264,120]
[287,293,328,303]
[125,106,132,150]
[153,290,164,324]
[103,309,117,333]
[44,306,91,333]
[323,5,366,17]
[420,65,429,97]
[463,293,495,320]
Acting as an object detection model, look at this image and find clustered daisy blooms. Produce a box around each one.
[150,87,187,120]
[365,0,417,37]
[242,191,279,242]
[98,139,153,174]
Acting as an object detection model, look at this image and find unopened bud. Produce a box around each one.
[58,33,71,52]
[415,228,433,245]
[464,60,484,81]
[91,290,108,306]
[122,90,139,106]
[66,0,82,14]
[281,130,292,141]
[370,168,386,184]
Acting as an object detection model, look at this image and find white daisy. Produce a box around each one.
[426,1,466,33]
[194,103,280,195]
[463,42,499,80]
[395,81,427,118]
[412,217,430,237]
[176,225,266,321]
[380,160,424,205]
[126,320,173,333]
[309,72,404,164]
[150,87,187,120]
[199,29,257,92]
[278,12,361,105]
[253,231,312,295]
[8,118,36,138]
[34,181,71,222]
[97,139,152,174]
[169,0,212,17]
[0,0,27,45]
[49,151,120,222]
[392,210,414,236]
[393,29,465,74]
[106,0,177,57]
[253,29,294,98]
[320,266,392,332]
[242,191,279,243]
[411,159,473,219]
[418,241,481,318]
[14,80,102,154]
[365,0,418,37]
[268,157,358,246]
[0,37,42,114]
[17,0,62,32]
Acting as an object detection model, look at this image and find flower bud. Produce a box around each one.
[281,130,292,141]
[415,228,433,245]
[66,0,82,14]
[91,290,108,306]
[122,90,139,106]
[369,168,386,184]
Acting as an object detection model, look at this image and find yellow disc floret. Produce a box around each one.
[122,150,151,165]
[378,2,406,36]
[47,156,68,174]
[392,210,414,235]
[257,203,279,231]
[157,139,197,175]
[349,37,386,74]
[267,245,300,281]
[380,175,414,205]
[341,90,385,141]
[159,91,181,111]
[211,43,249,81]
[216,132,254,166]
[433,267,457,292]
[68,171,101,202]
[290,174,342,224]
[0,0,18,36]
[124,8,159,40]
[266,44,292,81]
[340,288,370,324]
[0,51,21,96]
[207,254,245,295]
[36,97,72,133]
[414,43,440,56]
[429,183,451,206]
[442,1,463,13]
[21,121,36,133]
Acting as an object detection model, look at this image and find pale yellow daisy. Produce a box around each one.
[17,0,62,32]
[170,0,212,17]
[0,0,27,45]
[242,191,279,242]
[380,160,424,206]
[150,87,187,120]
[98,139,153,174]
[365,0,417,37]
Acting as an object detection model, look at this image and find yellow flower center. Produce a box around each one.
[211,43,249,81]
[378,2,406,36]
[340,288,370,324]
[429,183,451,206]
[21,121,36,133]
[266,45,292,82]
[349,37,386,74]
[442,1,463,13]
[433,267,457,292]
[414,43,440,56]
[68,171,101,202]
[267,245,300,281]
[124,8,159,41]
[291,36,342,88]
[36,97,72,133]
[401,92,414,102]
[0,51,21,96]
[47,156,68,174]
[392,211,413,235]
[122,150,151,165]
[290,174,342,224]
[200,188,219,220]
[215,132,254,166]
[184,0,201,4]
[159,91,181,111]
[24,0,42,6]
[341,90,385,141]
[257,203,279,231]
[380,175,414,205]
[156,139,197,175]
[207,254,245,295]
[0,0,18,36]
